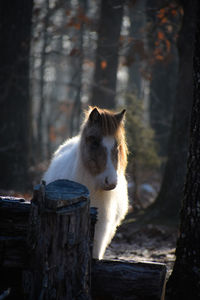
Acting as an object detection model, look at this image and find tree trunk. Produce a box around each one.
[166,3,200,298]
[28,180,91,300]
[37,0,49,161]
[148,57,178,157]
[91,0,124,109]
[127,0,147,97]
[146,0,179,157]
[69,0,87,137]
[150,0,197,220]
[0,0,33,191]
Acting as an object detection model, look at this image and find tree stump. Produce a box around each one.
[27,179,90,300]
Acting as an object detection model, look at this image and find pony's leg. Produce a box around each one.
[92,218,116,259]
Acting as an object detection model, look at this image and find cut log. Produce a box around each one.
[92,259,166,300]
[27,180,91,300]
[0,196,30,268]
[0,197,31,298]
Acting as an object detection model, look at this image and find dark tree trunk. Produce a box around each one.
[0,1,33,191]
[91,0,124,109]
[127,0,146,97]
[69,0,86,137]
[148,58,178,157]
[166,4,200,298]
[151,0,197,219]
[146,0,179,157]
[37,0,49,161]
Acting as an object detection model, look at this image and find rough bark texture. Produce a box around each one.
[27,180,91,300]
[0,197,30,299]
[91,0,124,109]
[166,4,200,299]
[92,259,166,300]
[152,0,197,219]
[0,197,30,268]
[0,0,33,191]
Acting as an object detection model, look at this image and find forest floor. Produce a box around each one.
[104,210,179,280]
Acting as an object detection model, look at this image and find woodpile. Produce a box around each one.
[0,180,166,300]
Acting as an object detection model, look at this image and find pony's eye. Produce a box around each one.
[114,141,119,150]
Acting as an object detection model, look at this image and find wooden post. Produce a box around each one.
[27,179,91,300]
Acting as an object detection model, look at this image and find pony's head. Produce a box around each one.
[80,106,127,191]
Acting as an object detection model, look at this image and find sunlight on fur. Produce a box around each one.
[43,106,129,259]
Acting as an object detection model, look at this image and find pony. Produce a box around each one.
[43,106,129,259]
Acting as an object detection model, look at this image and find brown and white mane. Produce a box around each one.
[44,106,129,259]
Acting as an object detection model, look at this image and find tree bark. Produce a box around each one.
[0,197,30,299]
[28,180,91,300]
[91,0,124,109]
[0,197,30,268]
[0,0,33,191]
[166,3,200,298]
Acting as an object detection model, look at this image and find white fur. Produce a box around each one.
[43,135,128,259]
[96,136,117,190]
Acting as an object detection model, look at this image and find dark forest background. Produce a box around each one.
[0,0,194,219]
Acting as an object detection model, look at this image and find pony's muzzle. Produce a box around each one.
[103,177,116,190]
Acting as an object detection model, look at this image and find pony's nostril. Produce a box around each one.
[105,177,109,185]
[109,184,116,190]
[103,183,116,190]
[104,177,116,190]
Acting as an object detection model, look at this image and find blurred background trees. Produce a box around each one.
[0,0,195,226]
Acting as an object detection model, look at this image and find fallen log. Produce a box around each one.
[92,259,166,300]
[0,196,30,298]
[0,196,30,268]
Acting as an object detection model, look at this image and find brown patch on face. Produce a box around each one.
[81,127,107,175]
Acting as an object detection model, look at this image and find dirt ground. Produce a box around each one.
[104,213,179,280]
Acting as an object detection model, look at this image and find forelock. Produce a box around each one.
[83,107,121,136]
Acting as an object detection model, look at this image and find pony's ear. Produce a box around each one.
[115,109,126,123]
[89,107,101,123]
